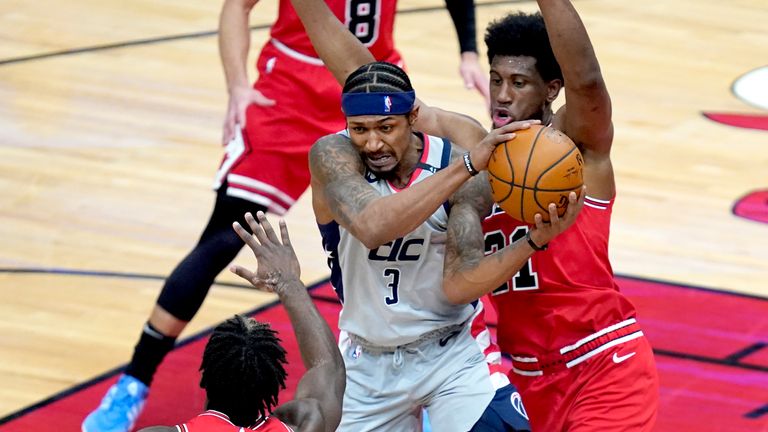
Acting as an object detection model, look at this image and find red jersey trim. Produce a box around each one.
[226,174,296,216]
[583,195,612,210]
[469,301,510,389]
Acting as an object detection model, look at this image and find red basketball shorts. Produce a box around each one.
[510,334,659,431]
[214,40,403,215]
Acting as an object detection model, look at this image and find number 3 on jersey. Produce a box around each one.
[383,268,400,305]
[484,227,539,294]
[346,0,380,45]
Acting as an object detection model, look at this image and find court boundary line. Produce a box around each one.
[2,266,766,301]
[0,0,525,67]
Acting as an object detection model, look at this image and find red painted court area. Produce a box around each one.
[1,277,766,431]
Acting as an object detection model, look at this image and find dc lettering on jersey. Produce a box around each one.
[368,237,424,262]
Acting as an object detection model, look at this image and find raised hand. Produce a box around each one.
[222,86,277,144]
[230,211,301,294]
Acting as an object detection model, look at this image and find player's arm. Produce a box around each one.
[230,213,344,432]
[310,123,528,248]
[310,134,470,248]
[444,0,490,102]
[288,0,480,134]
[442,178,585,304]
[538,0,614,198]
[218,0,276,143]
[412,102,489,152]
[288,0,375,85]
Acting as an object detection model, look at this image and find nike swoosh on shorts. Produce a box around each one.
[612,351,636,363]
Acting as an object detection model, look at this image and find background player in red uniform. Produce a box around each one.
[138,212,345,432]
[83,0,487,431]
[442,0,660,430]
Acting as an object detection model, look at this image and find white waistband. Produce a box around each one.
[560,318,637,355]
[270,38,324,66]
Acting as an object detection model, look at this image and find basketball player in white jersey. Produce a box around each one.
[313,61,534,431]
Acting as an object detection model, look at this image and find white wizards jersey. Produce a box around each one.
[318,132,476,347]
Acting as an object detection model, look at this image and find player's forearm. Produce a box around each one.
[277,278,342,370]
[444,0,478,54]
[536,0,602,87]
[219,0,255,90]
[289,0,375,85]
[444,238,536,304]
[345,161,472,248]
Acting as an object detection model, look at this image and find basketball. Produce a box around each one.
[488,125,584,224]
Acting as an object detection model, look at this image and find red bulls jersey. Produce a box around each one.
[482,196,638,365]
[176,410,293,432]
[270,0,397,59]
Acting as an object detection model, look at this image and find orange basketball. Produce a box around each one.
[488,125,584,224]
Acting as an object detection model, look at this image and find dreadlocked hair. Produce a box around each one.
[342,61,414,94]
[484,12,563,83]
[199,315,287,426]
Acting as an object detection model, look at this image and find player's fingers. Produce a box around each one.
[279,219,292,247]
[254,93,276,107]
[490,132,516,146]
[233,221,261,251]
[229,264,256,283]
[256,211,280,244]
[223,111,236,144]
[570,186,587,217]
[548,203,560,225]
[245,212,269,245]
[533,212,544,229]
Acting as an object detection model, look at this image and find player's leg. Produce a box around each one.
[82,188,265,432]
[564,336,659,431]
[423,323,498,432]
[335,334,422,432]
[470,384,531,432]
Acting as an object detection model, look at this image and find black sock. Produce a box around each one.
[124,322,177,387]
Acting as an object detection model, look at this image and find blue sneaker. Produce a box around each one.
[82,374,149,432]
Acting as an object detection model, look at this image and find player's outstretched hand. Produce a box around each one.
[222,86,277,144]
[230,211,301,294]
[529,185,586,248]
[469,120,541,171]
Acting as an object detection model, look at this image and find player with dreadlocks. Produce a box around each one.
[198,316,287,425]
[139,211,344,432]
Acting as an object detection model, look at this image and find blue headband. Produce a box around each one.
[341,91,416,116]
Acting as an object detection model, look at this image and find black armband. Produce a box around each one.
[462,152,478,176]
[444,0,477,53]
[525,231,548,251]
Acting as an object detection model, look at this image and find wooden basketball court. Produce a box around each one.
[1,0,766,425]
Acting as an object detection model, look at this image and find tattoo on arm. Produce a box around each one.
[308,134,379,227]
[445,174,494,277]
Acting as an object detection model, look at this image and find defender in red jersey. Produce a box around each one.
[83,1,488,431]
[443,1,660,430]
[138,213,345,432]
[165,410,293,432]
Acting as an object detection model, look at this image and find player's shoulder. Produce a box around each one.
[311,132,352,152]
[308,133,362,171]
